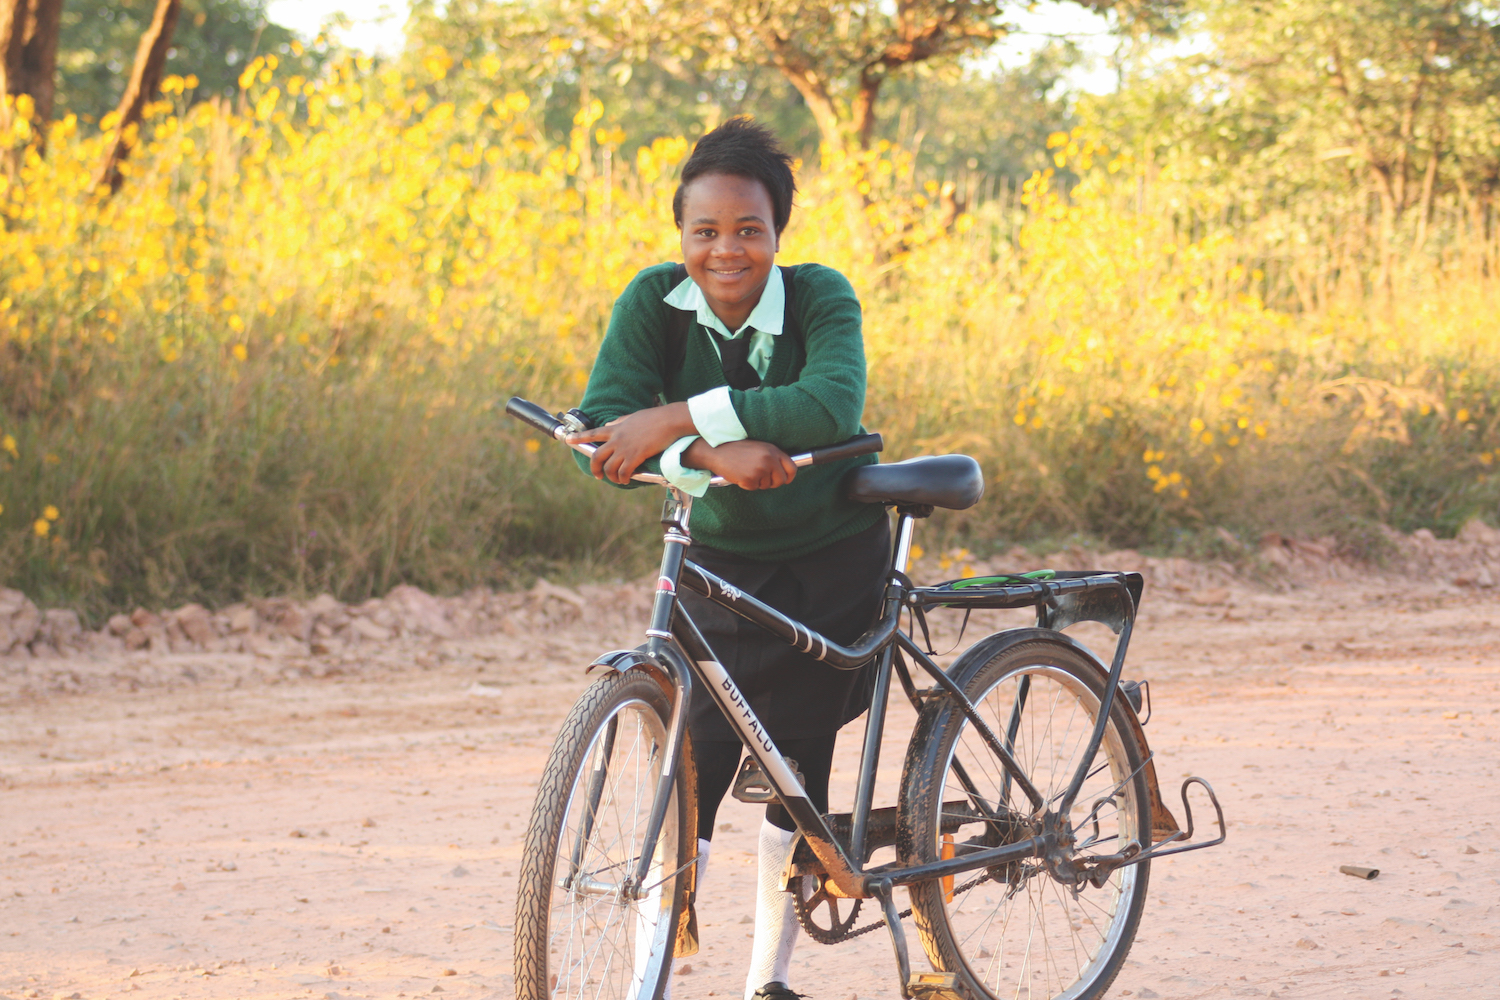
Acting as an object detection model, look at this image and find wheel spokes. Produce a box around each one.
[936,666,1141,1000]
[547,700,675,1000]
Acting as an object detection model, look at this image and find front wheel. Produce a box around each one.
[514,670,692,1000]
[898,639,1151,1000]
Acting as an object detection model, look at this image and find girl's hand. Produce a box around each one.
[685,439,797,491]
[567,402,696,484]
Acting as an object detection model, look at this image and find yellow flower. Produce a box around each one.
[524,438,540,453]
[33,519,49,537]
[1,434,15,458]
[1456,408,1470,423]
[232,343,248,361]
[909,543,924,562]
[43,505,59,520]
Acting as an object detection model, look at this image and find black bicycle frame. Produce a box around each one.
[623,489,1085,901]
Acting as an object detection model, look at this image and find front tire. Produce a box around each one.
[515,670,691,1000]
[899,639,1151,1000]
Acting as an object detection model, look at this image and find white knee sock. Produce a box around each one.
[743,821,799,999]
[696,835,713,886]
[659,838,711,1000]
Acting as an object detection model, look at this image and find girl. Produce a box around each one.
[568,117,885,1000]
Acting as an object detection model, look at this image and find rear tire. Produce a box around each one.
[514,670,691,1000]
[899,639,1151,1000]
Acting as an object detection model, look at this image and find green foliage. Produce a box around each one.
[404,0,1089,180]
[1085,0,1500,270]
[874,42,1082,182]
[405,0,1168,152]
[404,0,822,157]
[7,0,1499,617]
[0,341,660,618]
[52,0,322,122]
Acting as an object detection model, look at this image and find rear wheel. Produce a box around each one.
[899,639,1151,1000]
[514,670,691,1000]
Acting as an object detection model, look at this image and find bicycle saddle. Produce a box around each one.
[845,455,984,510]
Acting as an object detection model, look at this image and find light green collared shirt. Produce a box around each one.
[659,267,786,495]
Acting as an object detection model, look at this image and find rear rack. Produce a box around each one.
[909,570,1145,635]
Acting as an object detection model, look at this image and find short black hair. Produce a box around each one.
[672,117,797,234]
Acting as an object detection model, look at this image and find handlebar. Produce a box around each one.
[505,396,883,487]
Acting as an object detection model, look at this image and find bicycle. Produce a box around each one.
[506,396,1226,1000]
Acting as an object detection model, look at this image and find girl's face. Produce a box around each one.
[678,172,779,331]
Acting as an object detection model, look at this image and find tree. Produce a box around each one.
[0,0,63,164]
[52,0,314,123]
[94,0,179,194]
[411,0,1172,155]
[873,40,1082,182]
[407,0,818,157]
[1231,1,1498,242]
[1093,0,1500,284]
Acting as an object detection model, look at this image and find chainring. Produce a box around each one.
[791,875,864,945]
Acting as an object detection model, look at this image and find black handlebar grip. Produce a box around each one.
[809,432,884,466]
[505,397,564,438]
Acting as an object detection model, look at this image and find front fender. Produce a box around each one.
[927,627,1180,843]
[588,646,674,690]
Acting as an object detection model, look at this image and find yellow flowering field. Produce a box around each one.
[1,57,1496,612]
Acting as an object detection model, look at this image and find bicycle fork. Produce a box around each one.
[612,490,698,901]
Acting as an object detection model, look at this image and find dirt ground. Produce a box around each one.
[2,560,1498,1000]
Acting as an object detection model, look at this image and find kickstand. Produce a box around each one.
[868,879,912,999]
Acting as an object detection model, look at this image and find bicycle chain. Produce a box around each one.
[794,871,994,944]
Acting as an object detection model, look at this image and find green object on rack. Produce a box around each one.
[950,569,1056,589]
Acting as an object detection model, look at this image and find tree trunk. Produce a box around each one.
[0,0,63,166]
[1412,142,1440,260]
[95,0,181,196]
[754,26,845,150]
[849,68,882,151]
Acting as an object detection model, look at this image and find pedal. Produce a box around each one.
[908,971,966,1000]
[731,756,801,803]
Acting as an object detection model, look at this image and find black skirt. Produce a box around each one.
[680,515,892,744]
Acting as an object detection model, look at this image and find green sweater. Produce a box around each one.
[575,261,883,561]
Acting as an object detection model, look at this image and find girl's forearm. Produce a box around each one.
[682,437,717,472]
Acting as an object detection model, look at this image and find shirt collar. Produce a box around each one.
[663,265,784,339]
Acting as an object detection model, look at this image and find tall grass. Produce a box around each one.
[1,59,1496,614]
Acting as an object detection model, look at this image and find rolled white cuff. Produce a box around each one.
[660,435,711,497]
[687,386,749,448]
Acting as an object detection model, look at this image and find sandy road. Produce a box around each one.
[2,576,1498,1000]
